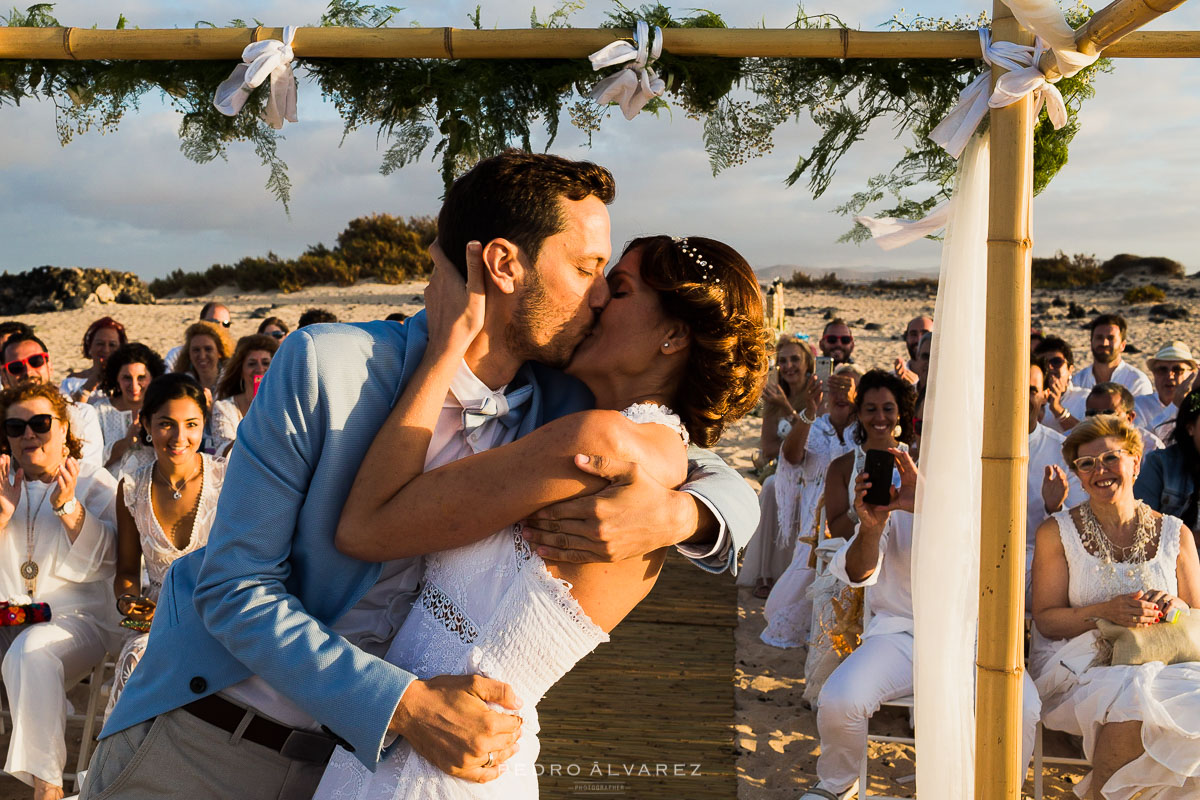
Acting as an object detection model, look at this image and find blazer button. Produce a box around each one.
[189,676,207,694]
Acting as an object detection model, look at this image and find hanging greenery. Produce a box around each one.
[0,1,1109,237]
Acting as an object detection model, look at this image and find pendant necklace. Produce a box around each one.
[156,462,201,500]
[21,482,50,596]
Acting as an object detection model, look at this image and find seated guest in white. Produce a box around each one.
[1032,415,1200,799]
[1071,314,1153,397]
[1036,336,1090,433]
[210,334,278,451]
[60,317,126,403]
[169,321,233,397]
[740,334,816,598]
[162,302,231,372]
[1138,341,1197,441]
[1028,361,1086,601]
[803,450,1040,800]
[761,365,859,648]
[1086,383,1165,454]
[107,375,227,718]
[89,343,165,474]
[1135,390,1200,537]
[2,333,103,467]
[0,381,120,800]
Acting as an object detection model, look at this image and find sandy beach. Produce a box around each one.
[0,273,1195,798]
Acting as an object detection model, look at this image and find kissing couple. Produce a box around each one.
[83,150,770,800]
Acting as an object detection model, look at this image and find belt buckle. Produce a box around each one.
[279,729,337,763]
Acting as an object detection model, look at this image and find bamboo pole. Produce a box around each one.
[1,25,1200,61]
[1040,0,1195,78]
[975,3,1034,800]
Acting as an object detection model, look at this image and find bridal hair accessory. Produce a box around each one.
[213,25,299,130]
[587,21,665,121]
[671,237,720,283]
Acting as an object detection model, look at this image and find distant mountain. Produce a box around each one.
[755,263,940,284]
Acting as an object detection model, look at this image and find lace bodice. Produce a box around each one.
[122,454,226,601]
[316,403,686,800]
[1053,508,1182,608]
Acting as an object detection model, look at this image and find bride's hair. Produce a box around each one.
[622,236,770,447]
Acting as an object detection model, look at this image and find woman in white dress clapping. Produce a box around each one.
[107,374,226,716]
[1032,414,1200,799]
[0,381,120,800]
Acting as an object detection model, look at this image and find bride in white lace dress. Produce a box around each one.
[1031,415,1200,799]
[313,235,769,799]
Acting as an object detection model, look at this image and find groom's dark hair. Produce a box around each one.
[437,150,616,278]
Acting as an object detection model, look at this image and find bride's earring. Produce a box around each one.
[662,342,670,351]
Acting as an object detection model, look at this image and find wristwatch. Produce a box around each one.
[53,498,78,517]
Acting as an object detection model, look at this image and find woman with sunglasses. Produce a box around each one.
[210,334,278,451]
[90,344,166,474]
[1031,414,1200,798]
[60,317,127,404]
[170,321,234,396]
[0,382,119,800]
[105,374,226,718]
[256,316,289,341]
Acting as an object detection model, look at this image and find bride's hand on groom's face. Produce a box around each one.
[424,239,487,352]
[523,455,693,562]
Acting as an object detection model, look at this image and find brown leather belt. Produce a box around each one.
[182,693,345,763]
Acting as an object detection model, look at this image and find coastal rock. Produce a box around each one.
[0,267,154,315]
[1149,303,1189,321]
[250,306,273,318]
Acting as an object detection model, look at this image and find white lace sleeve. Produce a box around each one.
[619,402,689,445]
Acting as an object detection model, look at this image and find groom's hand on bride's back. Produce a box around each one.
[522,454,704,563]
[391,674,524,783]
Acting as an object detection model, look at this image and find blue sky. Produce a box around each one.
[2,0,1198,281]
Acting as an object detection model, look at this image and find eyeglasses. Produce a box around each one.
[3,352,48,377]
[1042,356,1067,369]
[824,335,853,345]
[4,414,56,438]
[266,330,285,339]
[1071,448,1129,473]
[204,318,232,328]
[1084,408,1124,418]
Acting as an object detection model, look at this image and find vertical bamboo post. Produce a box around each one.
[975,3,1034,799]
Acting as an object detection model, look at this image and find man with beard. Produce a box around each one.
[1070,314,1152,397]
[894,315,932,384]
[85,151,758,799]
[820,318,855,366]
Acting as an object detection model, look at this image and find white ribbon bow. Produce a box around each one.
[213,25,299,130]
[588,21,666,121]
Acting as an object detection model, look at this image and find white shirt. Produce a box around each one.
[829,511,913,638]
[1026,425,1086,570]
[221,361,524,729]
[164,345,183,372]
[66,398,104,467]
[1151,402,1178,441]
[1071,360,1153,397]
[1135,393,1169,430]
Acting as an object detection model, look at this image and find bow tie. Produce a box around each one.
[461,384,534,436]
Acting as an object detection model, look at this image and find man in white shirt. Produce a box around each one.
[894,315,932,384]
[1035,336,1089,434]
[1070,313,1153,397]
[801,454,1040,800]
[1027,363,1085,601]
[1137,341,1197,441]
[164,301,231,371]
[1,332,103,466]
[1085,382,1165,453]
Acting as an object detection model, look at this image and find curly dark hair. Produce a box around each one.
[620,236,770,447]
[101,343,166,398]
[1171,390,1200,527]
[853,369,918,446]
[0,382,83,459]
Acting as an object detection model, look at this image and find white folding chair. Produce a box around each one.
[1031,722,1089,800]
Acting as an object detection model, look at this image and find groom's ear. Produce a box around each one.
[481,238,522,295]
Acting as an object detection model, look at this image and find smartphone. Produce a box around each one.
[252,374,263,398]
[815,356,833,382]
[863,449,896,506]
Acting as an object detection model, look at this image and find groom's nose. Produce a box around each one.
[587,272,611,312]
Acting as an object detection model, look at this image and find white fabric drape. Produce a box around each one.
[213,25,299,129]
[911,132,990,800]
[587,21,666,120]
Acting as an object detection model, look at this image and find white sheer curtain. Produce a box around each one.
[911,132,990,800]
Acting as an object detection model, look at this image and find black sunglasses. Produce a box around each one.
[3,353,48,377]
[4,414,55,437]
[824,335,853,345]
[204,317,232,328]
[267,330,285,339]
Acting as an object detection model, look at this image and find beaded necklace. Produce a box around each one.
[1077,500,1158,590]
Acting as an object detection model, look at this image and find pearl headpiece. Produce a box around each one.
[671,236,720,283]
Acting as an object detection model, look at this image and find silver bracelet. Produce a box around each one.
[798,407,817,425]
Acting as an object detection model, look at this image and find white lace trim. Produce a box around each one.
[526,549,610,645]
[619,402,689,445]
[417,582,480,644]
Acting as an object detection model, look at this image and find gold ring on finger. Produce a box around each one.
[484,752,496,769]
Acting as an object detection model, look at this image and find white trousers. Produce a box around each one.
[0,615,108,787]
[814,631,1042,793]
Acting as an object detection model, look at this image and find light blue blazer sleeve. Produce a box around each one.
[192,330,415,765]
[681,445,760,575]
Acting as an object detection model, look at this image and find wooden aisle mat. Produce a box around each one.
[537,550,738,799]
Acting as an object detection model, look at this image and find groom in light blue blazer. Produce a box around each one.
[84,152,758,800]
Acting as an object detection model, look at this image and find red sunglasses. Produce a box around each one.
[3,352,49,377]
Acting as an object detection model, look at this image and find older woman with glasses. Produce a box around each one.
[0,382,119,800]
[1031,414,1200,799]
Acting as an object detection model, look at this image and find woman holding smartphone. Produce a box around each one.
[210,334,278,451]
[107,374,227,716]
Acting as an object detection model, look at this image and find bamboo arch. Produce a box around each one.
[1,2,1196,797]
